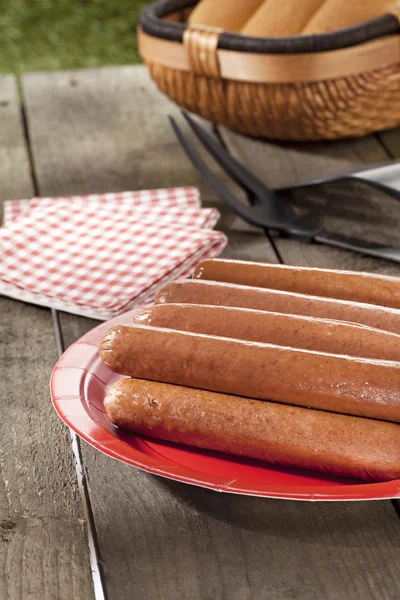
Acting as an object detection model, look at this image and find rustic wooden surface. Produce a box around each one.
[21,66,277,265]
[0,65,399,598]
[0,76,94,600]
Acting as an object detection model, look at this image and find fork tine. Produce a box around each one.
[169,116,268,229]
[182,110,267,197]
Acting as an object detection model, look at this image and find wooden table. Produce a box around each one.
[1,65,400,600]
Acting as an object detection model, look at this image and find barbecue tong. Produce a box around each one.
[170,111,400,265]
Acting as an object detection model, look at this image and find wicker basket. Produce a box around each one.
[139,0,400,141]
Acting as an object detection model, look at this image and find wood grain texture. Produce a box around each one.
[220,127,400,277]
[22,65,400,599]
[0,76,94,600]
[22,65,278,265]
[0,76,32,221]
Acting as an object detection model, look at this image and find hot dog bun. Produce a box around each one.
[241,0,326,37]
[302,0,400,34]
[188,0,264,32]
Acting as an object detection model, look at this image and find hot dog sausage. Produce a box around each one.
[193,259,400,309]
[99,324,400,422]
[155,279,400,335]
[133,303,400,362]
[104,378,400,482]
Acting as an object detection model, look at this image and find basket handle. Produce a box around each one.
[183,25,223,77]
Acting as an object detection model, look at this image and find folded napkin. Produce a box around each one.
[3,187,202,225]
[0,187,227,320]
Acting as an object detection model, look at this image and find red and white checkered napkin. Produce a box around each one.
[0,187,227,320]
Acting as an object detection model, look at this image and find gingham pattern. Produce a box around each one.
[7,201,221,230]
[0,188,227,320]
[3,187,201,225]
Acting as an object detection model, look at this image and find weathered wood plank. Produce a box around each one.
[0,76,94,600]
[58,439,400,600]
[22,65,277,265]
[22,65,400,600]
[220,128,400,277]
[378,127,400,158]
[0,76,32,219]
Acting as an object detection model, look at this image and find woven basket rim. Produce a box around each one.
[140,0,400,55]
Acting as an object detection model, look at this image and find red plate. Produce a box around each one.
[50,310,400,501]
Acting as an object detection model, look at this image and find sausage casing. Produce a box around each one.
[99,324,400,422]
[154,279,400,335]
[193,259,400,309]
[104,378,400,482]
[133,303,400,362]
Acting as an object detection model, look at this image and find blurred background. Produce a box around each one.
[0,0,151,74]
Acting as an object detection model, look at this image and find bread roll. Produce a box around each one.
[188,0,264,32]
[303,0,400,34]
[242,0,325,37]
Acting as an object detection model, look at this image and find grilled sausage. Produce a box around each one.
[155,279,400,335]
[193,259,400,309]
[104,378,400,482]
[99,324,400,422]
[133,303,400,362]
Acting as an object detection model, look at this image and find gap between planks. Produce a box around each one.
[0,73,95,600]
[51,309,106,600]
[19,92,106,600]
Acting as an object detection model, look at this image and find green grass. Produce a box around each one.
[0,0,152,75]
